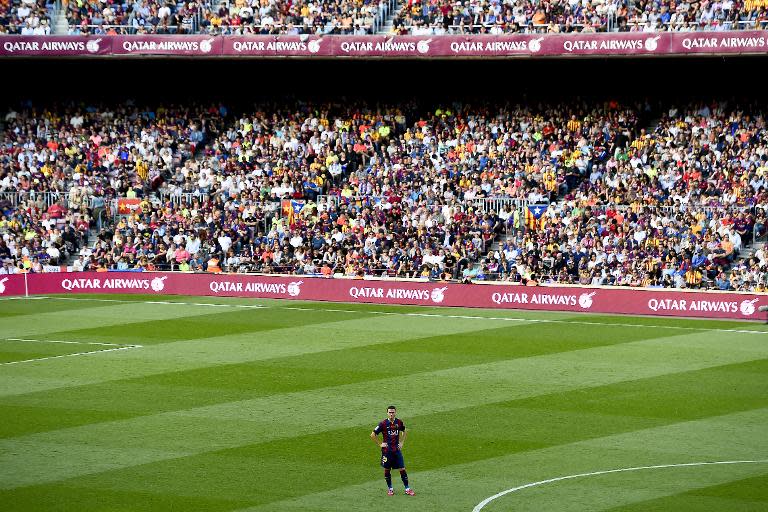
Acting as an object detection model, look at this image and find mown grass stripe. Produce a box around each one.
[0,312,511,398]
[229,407,768,512]
[0,330,764,491]
[0,297,115,319]
[472,460,768,512]
[0,303,230,341]
[40,296,768,335]
[601,472,768,512]
[24,374,763,511]
[0,320,671,437]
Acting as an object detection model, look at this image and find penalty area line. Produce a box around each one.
[0,338,143,366]
[472,459,768,512]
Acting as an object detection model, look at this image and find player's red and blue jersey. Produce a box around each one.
[374,418,405,453]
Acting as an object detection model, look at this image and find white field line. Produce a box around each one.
[0,338,142,366]
[40,296,267,309]
[472,459,768,512]
[28,296,768,336]
[6,338,131,347]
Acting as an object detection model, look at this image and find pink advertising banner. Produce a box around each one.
[0,275,26,296]
[668,31,768,53]
[223,35,332,57]
[0,36,111,56]
[111,35,222,56]
[1,32,767,57]
[1,272,766,320]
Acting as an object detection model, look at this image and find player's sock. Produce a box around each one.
[399,469,409,488]
[384,469,392,489]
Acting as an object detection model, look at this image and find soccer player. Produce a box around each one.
[371,405,415,496]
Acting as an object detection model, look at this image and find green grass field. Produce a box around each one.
[1,294,767,511]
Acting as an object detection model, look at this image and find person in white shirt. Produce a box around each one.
[47,245,61,264]
[0,262,17,274]
[72,255,87,272]
[185,234,201,257]
[217,230,232,254]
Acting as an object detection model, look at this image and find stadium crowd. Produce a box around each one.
[196,0,390,35]
[2,0,765,35]
[475,101,768,291]
[0,100,223,272]
[65,0,206,35]
[0,0,51,34]
[1,98,766,291]
[391,0,768,35]
[62,0,390,35]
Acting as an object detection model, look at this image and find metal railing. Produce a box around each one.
[70,23,187,35]
[199,21,375,35]
[400,21,607,35]
[466,197,527,214]
[621,19,768,31]
[314,195,529,214]
[395,17,768,34]
[587,203,758,215]
[373,0,398,34]
[0,191,63,208]
[155,191,198,206]
[315,194,389,210]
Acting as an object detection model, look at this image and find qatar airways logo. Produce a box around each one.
[231,39,319,53]
[86,38,102,53]
[209,280,290,295]
[646,297,752,314]
[61,277,158,291]
[578,292,596,309]
[740,298,759,316]
[3,40,87,53]
[200,38,215,53]
[450,40,530,53]
[563,38,653,53]
[644,36,661,51]
[287,281,303,297]
[0,277,8,294]
[151,276,167,292]
[340,38,422,53]
[492,291,578,306]
[681,36,766,50]
[349,286,446,303]
[430,286,447,303]
[121,39,214,53]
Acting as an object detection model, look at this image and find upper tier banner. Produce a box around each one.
[1,272,766,320]
[1,32,766,57]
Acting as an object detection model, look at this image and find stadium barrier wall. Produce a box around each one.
[1,272,766,320]
[1,32,766,57]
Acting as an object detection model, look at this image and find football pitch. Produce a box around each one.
[1,294,767,511]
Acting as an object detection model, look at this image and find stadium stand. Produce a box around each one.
[390,0,768,34]
[2,0,762,34]
[65,0,206,35]
[0,0,52,34]
[61,0,394,35]
[0,100,223,271]
[1,97,766,291]
[197,0,394,35]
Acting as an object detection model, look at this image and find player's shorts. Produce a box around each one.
[380,450,405,469]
